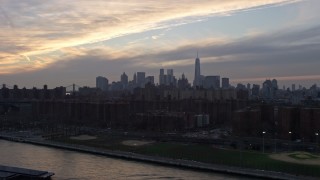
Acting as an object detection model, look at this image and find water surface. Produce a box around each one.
[0,140,253,180]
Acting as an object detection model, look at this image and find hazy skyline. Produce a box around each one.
[1,0,319,88]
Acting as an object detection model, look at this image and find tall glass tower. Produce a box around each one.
[193,52,201,87]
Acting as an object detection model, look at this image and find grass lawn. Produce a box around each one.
[53,135,320,178]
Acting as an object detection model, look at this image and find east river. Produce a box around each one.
[0,140,254,180]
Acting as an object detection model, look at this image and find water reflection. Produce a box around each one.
[0,140,253,180]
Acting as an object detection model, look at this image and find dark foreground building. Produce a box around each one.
[233,105,320,143]
[32,99,247,131]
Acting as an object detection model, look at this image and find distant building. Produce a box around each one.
[178,73,190,89]
[137,72,146,88]
[252,84,260,97]
[0,84,9,99]
[222,78,230,89]
[247,83,251,96]
[163,74,168,85]
[204,76,220,89]
[159,68,177,86]
[110,81,123,91]
[200,75,205,87]
[167,69,174,85]
[96,76,108,91]
[145,76,155,85]
[159,69,165,85]
[262,80,273,99]
[236,83,249,100]
[193,52,201,87]
[121,72,128,87]
[133,73,137,85]
[79,86,100,95]
[236,83,246,90]
[272,79,278,90]
[247,83,251,90]
[292,84,296,91]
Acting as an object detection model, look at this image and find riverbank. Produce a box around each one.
[0,134,317,180]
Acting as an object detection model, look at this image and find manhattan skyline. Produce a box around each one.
[1,0,320,88]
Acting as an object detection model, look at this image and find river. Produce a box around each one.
[0,140,254,180]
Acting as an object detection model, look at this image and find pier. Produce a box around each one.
[0,165,54,179]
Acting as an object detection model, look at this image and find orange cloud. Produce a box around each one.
[0,0,299,74]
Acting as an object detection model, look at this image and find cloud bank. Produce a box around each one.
[0,0,298,74]
[2,22,320,88]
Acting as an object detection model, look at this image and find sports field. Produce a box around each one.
[270,152,320,165]
[55,135,320,178]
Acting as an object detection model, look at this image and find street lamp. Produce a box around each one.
[274,132,277,153]
[289,131,292,152]
[315,133,319,145]
[262,131,266,153]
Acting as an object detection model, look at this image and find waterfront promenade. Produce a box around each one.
[0,133,317,180]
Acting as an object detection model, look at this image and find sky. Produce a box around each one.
[0,0,320,89]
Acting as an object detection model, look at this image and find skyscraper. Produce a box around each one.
[121,72,128,88]
[247,83,251,90]
[252,84,260,96]
[262,80,273,99]
[178,73,190,89]
[272,79,278,90]
[204,76,220,89]
[96,76,108,91]
[167,69,174,85]
[145,76,155,85]
[133,73,137,84]
[137,72,146,88]
[159,69,165,85]
[222,78,230,89]
[121,72,128,84]
[193,52,201,87]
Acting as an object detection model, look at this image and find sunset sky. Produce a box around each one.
[0,0,319,88]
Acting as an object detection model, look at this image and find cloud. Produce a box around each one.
[21,55,31,62]
[291,0,320,26]
[233,75,320,83]
[2,22,320,88]
[0,0,298,74]
[0,5,14,28]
